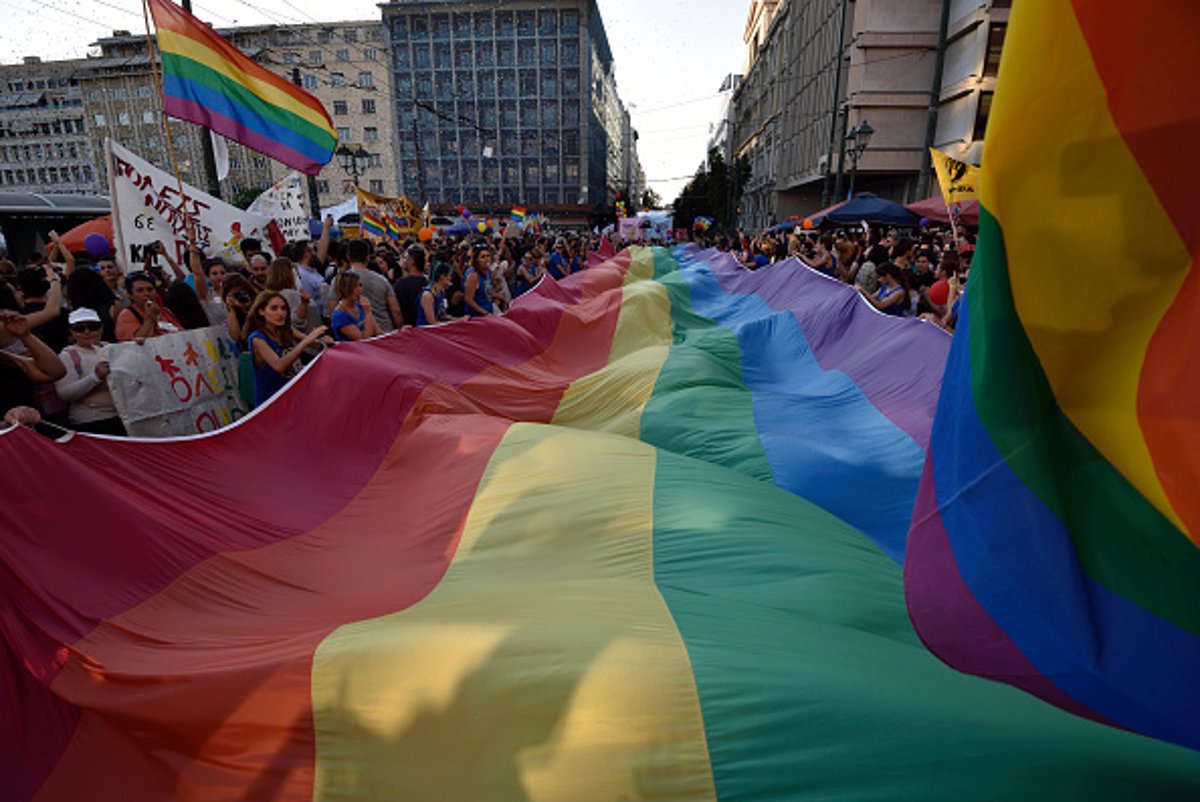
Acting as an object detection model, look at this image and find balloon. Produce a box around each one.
[919,217,931,227]
[802,219,813,231]
[418,227,434,243]
[476,221,487,233]
[928,278,950,306]
[84,233,111,258]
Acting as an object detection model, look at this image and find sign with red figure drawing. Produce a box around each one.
[105,326,248,437]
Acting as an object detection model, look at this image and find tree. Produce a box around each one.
[671,149,752,233]
[640,188,662,209]
[230,185,269,211]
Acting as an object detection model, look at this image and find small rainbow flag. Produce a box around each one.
[360,211,385,238]
[385,214,402,241]
[148,0,337,175]
[694,216,713,232]
[510,205,527,222]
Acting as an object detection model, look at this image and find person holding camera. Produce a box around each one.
[219,273,256,351]
[114,272,183,341]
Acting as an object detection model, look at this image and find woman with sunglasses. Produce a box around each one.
[242,291,329,407]
[54,307,125,436]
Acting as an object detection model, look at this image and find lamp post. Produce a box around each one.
[844,120,874,199]
[336,144,370,187]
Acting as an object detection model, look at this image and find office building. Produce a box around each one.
[381,0,639,220]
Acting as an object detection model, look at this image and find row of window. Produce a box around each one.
[85,86,154,102]
[331,98,377,115]
[276,27,383,46]
[390,9,581,42]
[0,118,85,138]
[0,164,93,186]
[1,140,85,162]
[281,48,380,66]
[394,39,580,71]
[332,125,381,143]
[93,110,157,127]
[402,158,581,186]
[5,76,78,92]
[395,71,582,104]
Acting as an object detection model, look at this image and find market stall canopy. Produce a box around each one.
[906,194,980,227]
[815,193,921,228]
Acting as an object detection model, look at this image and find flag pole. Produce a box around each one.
[179,0,222,198]
[141,0,197,244]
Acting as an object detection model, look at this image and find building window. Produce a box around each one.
[317,30,331,44]
[364,126,379,141]
[363,48,378,61]
[113,87,127,99]
[358,71,374,88]
[336,126,351,141]
[414,45,431,69]
[336,48,350,62]
[309,51,322,64]
[317,179,330,193]
[369,179,383,193]
[984,24,1006,78]
[974,91,994,140]
[333,100,348,115]
[303,74,317,90]
[331,73,346,87]
[361,98,375,114]
[118,112,130,126]
[142,110,155,124]
[367,153,382,167]
[283,52,298,64]
[343,28,358,43]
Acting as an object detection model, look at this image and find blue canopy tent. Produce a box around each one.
[443,220,480,236]
[813,193,920,229]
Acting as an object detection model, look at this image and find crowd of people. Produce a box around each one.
[0,220,602,434]
[696,225,972,330]
[0,216,970,436]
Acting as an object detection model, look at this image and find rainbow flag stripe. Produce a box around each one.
[360,211,385,238]
[148,0,337,175]
[511,205,527,221]
[5,247,1199,799]
[906,1,1200,751]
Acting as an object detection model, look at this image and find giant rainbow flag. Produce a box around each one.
[147,0,337,175]
[4,246,1199,800]
[905,1,1200,752]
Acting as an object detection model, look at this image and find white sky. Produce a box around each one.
[0,0,747,203]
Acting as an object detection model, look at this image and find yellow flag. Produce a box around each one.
[929,148,981,203]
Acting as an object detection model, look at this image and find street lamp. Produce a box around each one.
[336,144,370,185]
[844,120,874,199]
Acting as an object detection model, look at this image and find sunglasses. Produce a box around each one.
[71,323,102,332]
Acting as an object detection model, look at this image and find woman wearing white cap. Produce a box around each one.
[54,307,125,436]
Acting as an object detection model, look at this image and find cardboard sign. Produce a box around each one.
[106,325,248,437]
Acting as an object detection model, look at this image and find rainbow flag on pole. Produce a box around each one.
[5,247,1199,798]
[360,210,385,238]
[906,1,1200,752]
[147,0,337,175]
[510,205,527,222]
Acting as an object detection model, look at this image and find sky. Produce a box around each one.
[0,0,747,204]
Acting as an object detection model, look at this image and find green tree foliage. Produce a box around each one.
[671,149,751,232]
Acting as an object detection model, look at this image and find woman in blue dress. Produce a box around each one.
[463,244,495,318]
[243,291,328,407]
[330,271,382,342]
[859,262,909,317]
[416,263,454,327]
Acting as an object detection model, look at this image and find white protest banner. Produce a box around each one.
[248,172,310,242]
[106,325,248,437]
[106,138,279,273]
